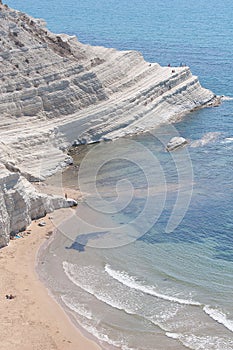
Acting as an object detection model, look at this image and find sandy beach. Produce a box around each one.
[0,206,101,350]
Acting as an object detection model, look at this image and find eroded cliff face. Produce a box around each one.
[0,3,217,246]
[0,165,69,247]
[0,3,217,177]
[0,10,107,118]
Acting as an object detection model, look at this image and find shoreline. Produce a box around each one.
[0,209,101,350]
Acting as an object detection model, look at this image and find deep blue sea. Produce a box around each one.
[6,0,233,348]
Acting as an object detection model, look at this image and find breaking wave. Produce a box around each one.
[203,306,233,333]
[166,332,233,350]
[190,132,221,148]
[221,96,233,101]
[105,264,201,306]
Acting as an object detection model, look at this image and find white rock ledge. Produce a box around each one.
[0,164,73,248]
[0,3,219,246]
[166,137,188,152]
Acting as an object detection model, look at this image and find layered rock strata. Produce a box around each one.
[0,165,70,247]
[0,3,218,245]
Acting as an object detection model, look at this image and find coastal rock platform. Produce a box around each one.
[0,2,218,245]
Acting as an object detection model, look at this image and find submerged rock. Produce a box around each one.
[166,137,188,151]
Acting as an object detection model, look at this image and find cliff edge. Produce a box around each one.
[0,3,217,245]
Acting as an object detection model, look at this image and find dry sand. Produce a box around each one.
[0,208,101,350]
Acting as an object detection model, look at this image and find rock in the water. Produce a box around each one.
[166,137,188,151]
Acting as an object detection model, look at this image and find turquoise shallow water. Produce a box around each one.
[6,0,233,348]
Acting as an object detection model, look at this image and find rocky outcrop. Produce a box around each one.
[0,164,70,247]
[166,137,188,151]
[0,3,218,246]
[0,2,217,179]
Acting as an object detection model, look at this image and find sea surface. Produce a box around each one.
[6,0,233,349]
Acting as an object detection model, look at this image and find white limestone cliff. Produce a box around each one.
[0,164,70,247]
[0,3,219,246]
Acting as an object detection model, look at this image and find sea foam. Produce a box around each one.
[61,295,93,320]
[80,322,136,350]
[62,294,135,350]
[166,332,233,350]
[190,132,221,148]
[63,261,136,314]
[63,262,137,349]
[105,264,201,306]
[203,306,233,333]
[221,137,233,144]
[63,261,180,332]
[221,96,233,101]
